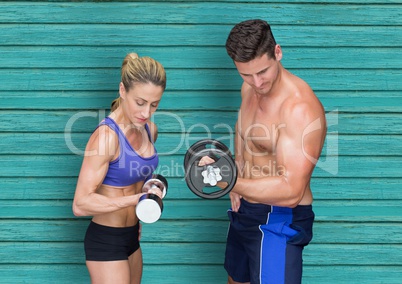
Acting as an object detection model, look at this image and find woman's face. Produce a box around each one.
[119,82,164,127]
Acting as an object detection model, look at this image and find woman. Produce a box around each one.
[72,52,166,284]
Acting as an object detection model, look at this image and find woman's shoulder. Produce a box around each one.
[86,123,119,158]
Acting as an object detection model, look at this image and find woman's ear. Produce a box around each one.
[119,82,126,100]
[275,44,283,61]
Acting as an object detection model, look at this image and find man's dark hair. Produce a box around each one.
[225,19,277,62]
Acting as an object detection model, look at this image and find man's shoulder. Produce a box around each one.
[283,71,321,106]
[281,81,324,124]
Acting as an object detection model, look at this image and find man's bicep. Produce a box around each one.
[280,102,326,180]
[276,123,320,191]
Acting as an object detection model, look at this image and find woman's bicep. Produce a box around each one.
[74,128,115,198]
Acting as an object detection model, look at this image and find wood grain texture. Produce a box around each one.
[2,133,402,156]
[1,69,401,91]
[1,111,401,135]
[0,264,400,284]
[1,24,401,47]
[1,220,402,244]
[1,90,401,112]
[0,155,401,178]
[0,1,401,283]
[1,241,401,265]
[1,177,401,200]
[1,2,401,25]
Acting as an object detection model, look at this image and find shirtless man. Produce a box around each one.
[202,19,326,284]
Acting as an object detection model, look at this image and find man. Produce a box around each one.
[203,19,326,284]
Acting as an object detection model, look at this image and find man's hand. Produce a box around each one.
[198,156,216,166]
[198,156,230,189]
[229,191,242,212]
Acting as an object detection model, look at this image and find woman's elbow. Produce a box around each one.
[72,200,87,217]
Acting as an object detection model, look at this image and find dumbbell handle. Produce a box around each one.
[142,175,168,198]
[202,165,222,186]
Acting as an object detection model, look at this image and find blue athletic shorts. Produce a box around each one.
[224,199,314,284]
[84,221,140,261]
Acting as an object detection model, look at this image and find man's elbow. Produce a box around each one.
[278,198,299,208]
[285,199,300,208]
[282,192,304,208]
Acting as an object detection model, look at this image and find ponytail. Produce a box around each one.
[110,52,166,113]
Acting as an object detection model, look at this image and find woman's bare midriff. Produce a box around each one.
[91,183,143,227]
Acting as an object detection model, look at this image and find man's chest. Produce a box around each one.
[238,106,285,155]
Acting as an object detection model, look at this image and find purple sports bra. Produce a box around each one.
[97,117,159,187]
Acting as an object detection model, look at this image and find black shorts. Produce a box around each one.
[84,221,140,261]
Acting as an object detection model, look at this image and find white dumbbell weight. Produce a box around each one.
[136,174,168,224]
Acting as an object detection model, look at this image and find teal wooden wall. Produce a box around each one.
[1,1,401,283]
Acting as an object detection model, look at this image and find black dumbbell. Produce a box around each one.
[184,139,237,199]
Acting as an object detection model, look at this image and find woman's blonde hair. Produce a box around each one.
[111,53,166,111]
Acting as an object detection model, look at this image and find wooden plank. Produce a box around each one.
[304,244,402,266]
[0,177,79,200]
[313,201,402,222]
[1,199,231,220]
[0,200,401,222]
[311,177,402,200]
[0,46,232,69]
[1,90,401,112]
[0,242,400,265]
[0,177,400,201]
[0,90,119,110]
[303,266,402,284]
[0,45,401,69]
[0,69,400,91]
[143,264,228,284]
[0,242,228,264]
[1,111,401,134]
[1,219,401,244]
[0,3,400,25]
[142,243,402,266]
[1,133,401,157]
[312,222,402,244]
[0,220,90,242]
[0,264,223,284]
[0,264,90,284]
[317,91,402,112]
[0,264,400,284]
[0,154,400,178]
[1,24,400,47]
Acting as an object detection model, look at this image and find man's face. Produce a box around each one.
[234,51,281,96]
